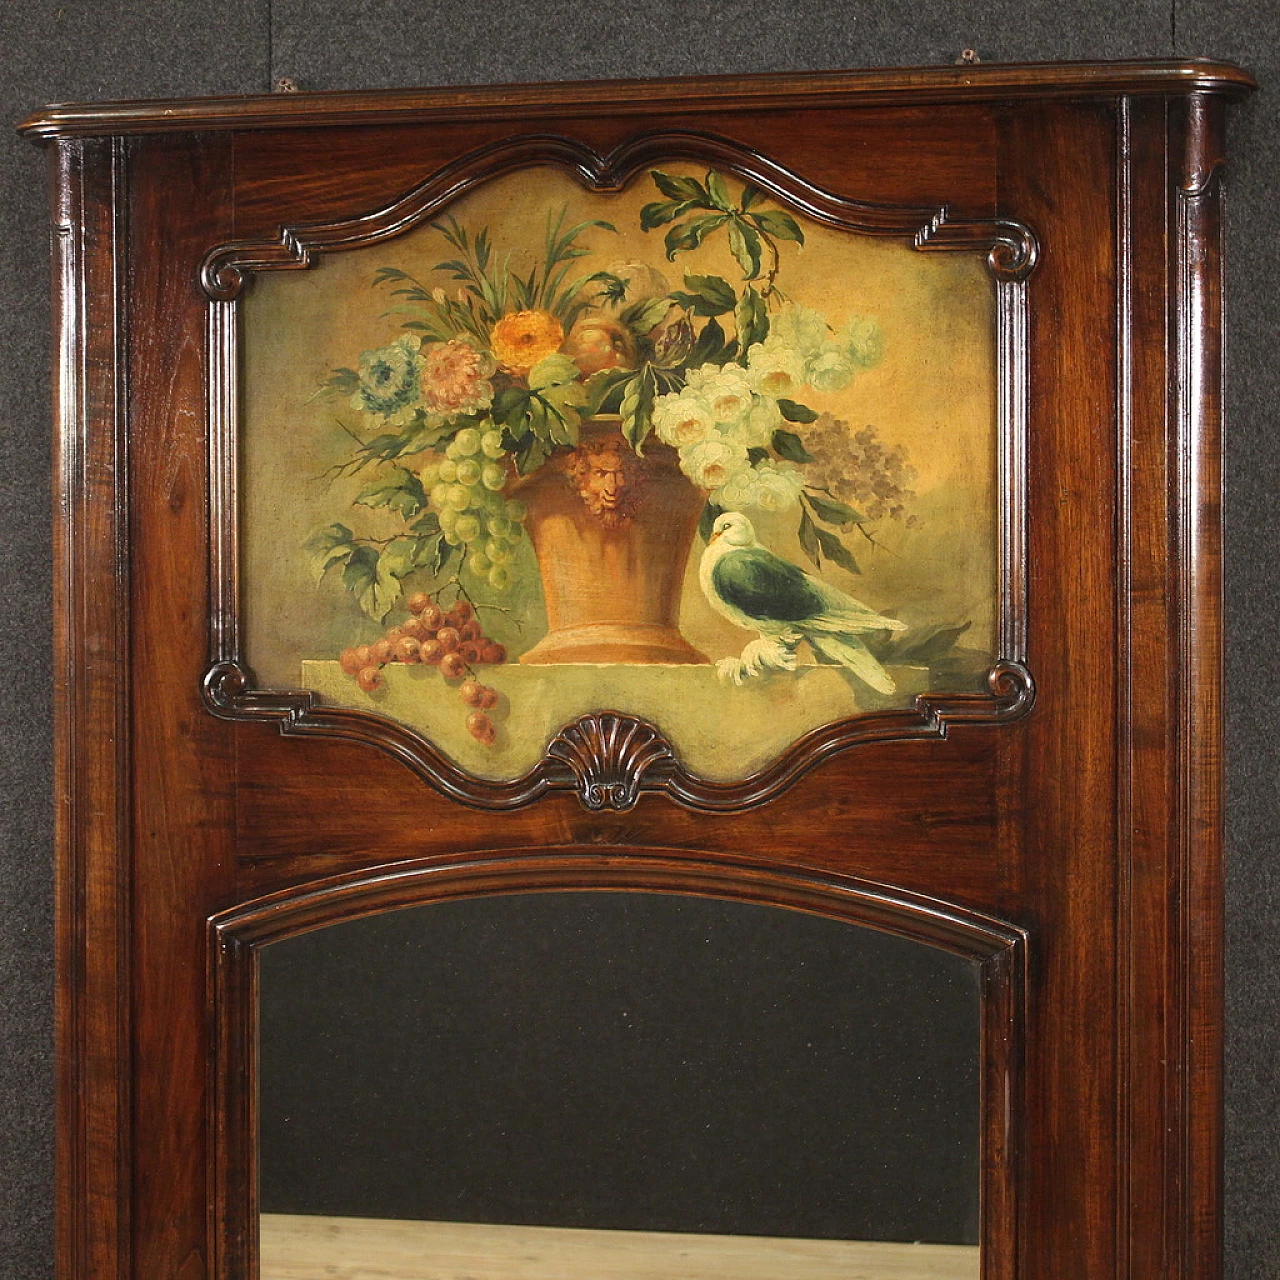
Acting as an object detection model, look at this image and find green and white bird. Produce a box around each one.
[700,511,907,692]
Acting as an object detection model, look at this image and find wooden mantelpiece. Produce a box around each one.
[22,58,1253,1280]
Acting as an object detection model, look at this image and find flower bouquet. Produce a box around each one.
[306,168,917,739]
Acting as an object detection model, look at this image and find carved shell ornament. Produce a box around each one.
[547,714,675,811]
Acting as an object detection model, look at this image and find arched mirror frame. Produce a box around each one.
[209,850,1026,1280]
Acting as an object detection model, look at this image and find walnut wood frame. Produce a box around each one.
[22,58,1254,1280]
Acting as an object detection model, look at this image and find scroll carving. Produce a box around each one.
[200,131,1038,300]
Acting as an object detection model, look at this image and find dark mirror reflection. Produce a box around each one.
[258,892,980,1279]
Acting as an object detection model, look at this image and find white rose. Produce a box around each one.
[652,393,715,448]
[716,460,804,512]
[681,363,726,396]
[747,342,807,400]
[805,344,857,392]
[701,366,756,426]
[769,305,829,361]
[720,393,780,448]
[713,461,762,510]
[750,461,805,511]
[679,437,748,491]
[840,315,885,370]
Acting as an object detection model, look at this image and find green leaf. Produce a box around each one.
[805,492,867,526]
[670,273,737,316]
[686,317,733,368]
[813,525,860,575]
[320,366,359,395]
[797,509,821,569]
[534,359,588,445]
[746,446,770,466]
[583,367,634,417]
[705,170,733,211]
[542,399,581,447]
[426,533,453,577]
[664,214,728,261]
[749,208,805,244]
[528,353,581,391]
[727,218,763,280]
[620,364,658,453]
[740,184,766,210]
[514,435,551,475]
[621,296,676,335]
[492,386,531,437]
[380,536,424,579]
[777,398,819,423]
[772,429,815,464]
[353,466,426,518]
[698,501,725,543]
[587,270,629,303]
[349,414,447,468]
[734,285,768,354]
[639,200,693,231]
[650,170,709,203]
[410,509,442,537]
[304,522,356,583]
[342,545,400,620]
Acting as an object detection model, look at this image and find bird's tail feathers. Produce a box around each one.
[807,631,897,694]
[807,607,907,635]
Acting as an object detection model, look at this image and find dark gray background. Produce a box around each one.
[259,894,980,1243]
[1,3,1275,1277]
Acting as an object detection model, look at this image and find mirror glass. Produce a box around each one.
[258,892,981,1279]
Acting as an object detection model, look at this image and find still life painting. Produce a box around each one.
[241,163,999,781]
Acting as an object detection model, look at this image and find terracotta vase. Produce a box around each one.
[510,418,710,665]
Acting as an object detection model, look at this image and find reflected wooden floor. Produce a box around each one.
[260,1213,980,1279]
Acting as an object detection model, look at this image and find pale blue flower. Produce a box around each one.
[351,334,423,426]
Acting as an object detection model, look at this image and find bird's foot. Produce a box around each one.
[717,639,798,685]
[715,657,750,686]
[742,637,798,677]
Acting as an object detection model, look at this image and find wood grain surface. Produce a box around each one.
[34,62,1252,1280]
[259,1214,980,1280]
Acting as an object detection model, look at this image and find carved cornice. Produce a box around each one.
[20,59,1255,142]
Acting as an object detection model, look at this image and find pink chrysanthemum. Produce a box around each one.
[420,340,496,415]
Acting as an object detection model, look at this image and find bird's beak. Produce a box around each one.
[709,529,722,542]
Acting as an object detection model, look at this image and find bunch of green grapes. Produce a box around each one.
[420,425,526,591]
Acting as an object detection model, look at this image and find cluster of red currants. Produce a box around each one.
[339,594,506,744]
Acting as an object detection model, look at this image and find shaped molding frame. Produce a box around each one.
[207,847,1028,1280]
[200,130,1036,813]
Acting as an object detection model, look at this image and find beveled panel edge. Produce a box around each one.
[200,129,1035,812]
[206,848,1028,1280]
[19,59,1255,141]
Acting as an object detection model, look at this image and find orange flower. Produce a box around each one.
[490,309,564,376]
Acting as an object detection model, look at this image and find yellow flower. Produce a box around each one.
[490,309,564,376]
